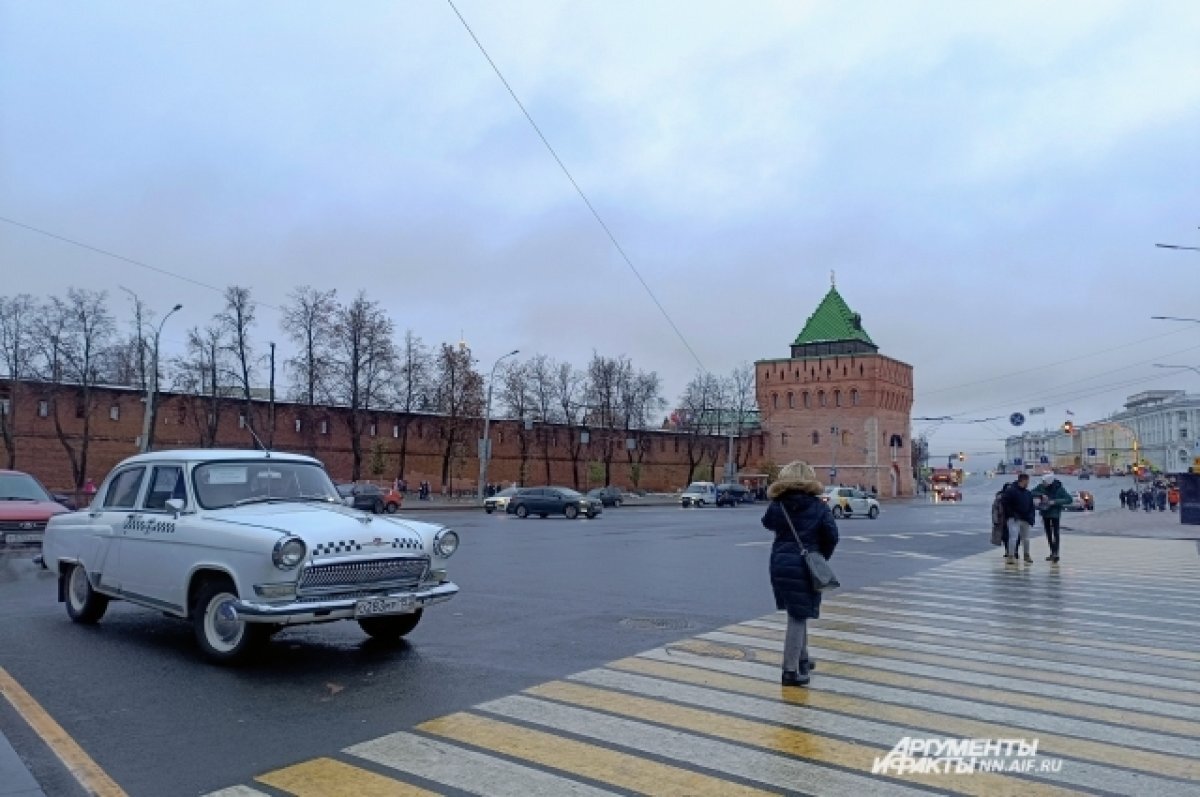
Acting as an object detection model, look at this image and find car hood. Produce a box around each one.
[202,502,444,553]
[0,500,70,521]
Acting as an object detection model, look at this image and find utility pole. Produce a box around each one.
[268,341,277,448]
[478,349,519,501]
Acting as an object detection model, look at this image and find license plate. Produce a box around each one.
[354,594,416,617]
[2,534,43,544]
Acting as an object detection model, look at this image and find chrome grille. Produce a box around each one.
[297,556,429,596]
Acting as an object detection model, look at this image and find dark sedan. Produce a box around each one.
[336,483,387,514]
[715,483,750,507]
[506,487,602,519]
[586,486,624,507]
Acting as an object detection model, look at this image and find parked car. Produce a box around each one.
[680,481,718,507]
[506,487,602,519]
[484,486,521,514]
[586,486,624,507]
[715,483,750,507]
[1067,490,1095,511]
[1,470,72,548]
[821,486,881,519]
[336,483,403,514]
[52,492,78,511]
[1078,471,1091,480]
[42,450,460,663]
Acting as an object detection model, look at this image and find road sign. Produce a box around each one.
[1010,412,1025,427]
[1029,407,1046,415]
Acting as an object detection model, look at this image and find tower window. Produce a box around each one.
[811,431,820,445]
[834,390,842,407]
[772,393,779,409]
[781,432,789,448]
[818,391,827,407]
[803,392,811,408]
[851,389,859,406]
[787,392,795,409]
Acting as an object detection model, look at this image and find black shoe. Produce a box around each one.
[801,658,816,673]
[782,670,810,687]
[1051,555,1059,563]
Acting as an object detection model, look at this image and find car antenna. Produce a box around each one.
[247,424,271,457]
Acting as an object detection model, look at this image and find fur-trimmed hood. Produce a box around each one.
[767,479,824,500]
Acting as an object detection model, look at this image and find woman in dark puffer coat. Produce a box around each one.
[761,460,839,687]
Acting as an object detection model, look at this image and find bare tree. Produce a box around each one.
[497,359,534,485]
[585,353,631,486]
[619,369,663,488]
[117,288,152,391]
[677,371,724,484]
[725,362,759,471]
[280,285,337,454]
[393,330,432,481]
[217,286,258,441]
[172,324,225,447]
[0,294,36,467]
[33,290,115,490]
[433,342,483,491]
[526,354,558,484]
[328,293,396,481]
[554,362,586,489]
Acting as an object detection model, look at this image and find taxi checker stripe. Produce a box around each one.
[606,656,1200,785]
[563,668,1199,797]
[496,688,1086,797]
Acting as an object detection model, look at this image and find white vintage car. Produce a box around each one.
[42,449,459,663]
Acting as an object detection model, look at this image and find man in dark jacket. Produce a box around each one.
[1030,473,1071,563]
[1000,473,1035,564]
[762,460,839,688]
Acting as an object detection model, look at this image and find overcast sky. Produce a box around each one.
[2,1,1199,462]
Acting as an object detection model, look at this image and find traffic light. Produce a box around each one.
[1062,421,1074,434]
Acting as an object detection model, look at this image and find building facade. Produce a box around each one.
[755,285,914,496]
[1111,390,1200,474]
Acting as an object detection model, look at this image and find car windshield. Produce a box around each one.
[683,484,708,494]
[0,473,52,502]
[558,488,583,499]
[193,461,340,509]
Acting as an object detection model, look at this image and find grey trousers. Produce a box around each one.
[783,614,808,672]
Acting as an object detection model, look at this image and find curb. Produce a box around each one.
[0,730,46,797]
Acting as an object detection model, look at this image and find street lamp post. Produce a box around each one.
[1154,363,1200,379]
[478,349,519,501]
[140,303,183,452]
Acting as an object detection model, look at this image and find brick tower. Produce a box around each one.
[756,280,914,496]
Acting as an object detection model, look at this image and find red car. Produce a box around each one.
[934,484,962,502]
[0,470,71,547]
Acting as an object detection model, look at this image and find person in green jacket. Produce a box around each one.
[1030,473,1072,563]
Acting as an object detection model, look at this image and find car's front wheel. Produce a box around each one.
[192,579,267,665]
[65,564,109,624]
[832,506,845,519]
[613,498,622,508]
[358,610,423,642]
[516,504,529,518]
[868,505,880,519]
[386,502,399,514]
[565,505,579,519]
[372,498,385,515]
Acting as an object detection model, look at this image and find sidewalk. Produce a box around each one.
[0,728,45,797]
[1061,507,1200,540]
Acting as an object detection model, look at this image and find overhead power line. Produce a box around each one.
[444,0,707,374]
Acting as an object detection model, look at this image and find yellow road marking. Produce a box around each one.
[256,757,437,797]
[529,680,1085,797]
[419,711,776,796]
[722,623,1200,707]
[822,603,1200,663]
[683,634,1200,739]
[610,657,1200,782]
[0,666,126,797]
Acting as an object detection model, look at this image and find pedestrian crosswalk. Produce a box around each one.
[207,536,1200,796]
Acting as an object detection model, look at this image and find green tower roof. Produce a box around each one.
[792,286,876,347]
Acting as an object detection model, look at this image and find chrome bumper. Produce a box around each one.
[232,581,459,625]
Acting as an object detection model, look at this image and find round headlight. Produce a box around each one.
[433,529,459,558]
[272,536,307,570]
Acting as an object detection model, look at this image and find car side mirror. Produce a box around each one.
[165,498,185,516]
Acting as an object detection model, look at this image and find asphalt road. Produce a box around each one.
[2,490,1003,796]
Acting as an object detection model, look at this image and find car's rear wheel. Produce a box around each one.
[372,498,384,514]
[65,564,109,624]
[868,505,879,519]
[485,506,495,514]
[515,504,529,518]
[539,513,548,519]
[192,578,267,665]
[358,610,422,642]
[613,498,622,508]
[386,502,399,514]
[832,506,845,519]
[565,505,579,519]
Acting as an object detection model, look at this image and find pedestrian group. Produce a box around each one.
[993,472,1071,564]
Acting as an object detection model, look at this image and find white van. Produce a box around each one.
[680,481,718,507]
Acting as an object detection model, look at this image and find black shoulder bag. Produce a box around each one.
[779,502,841,592]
